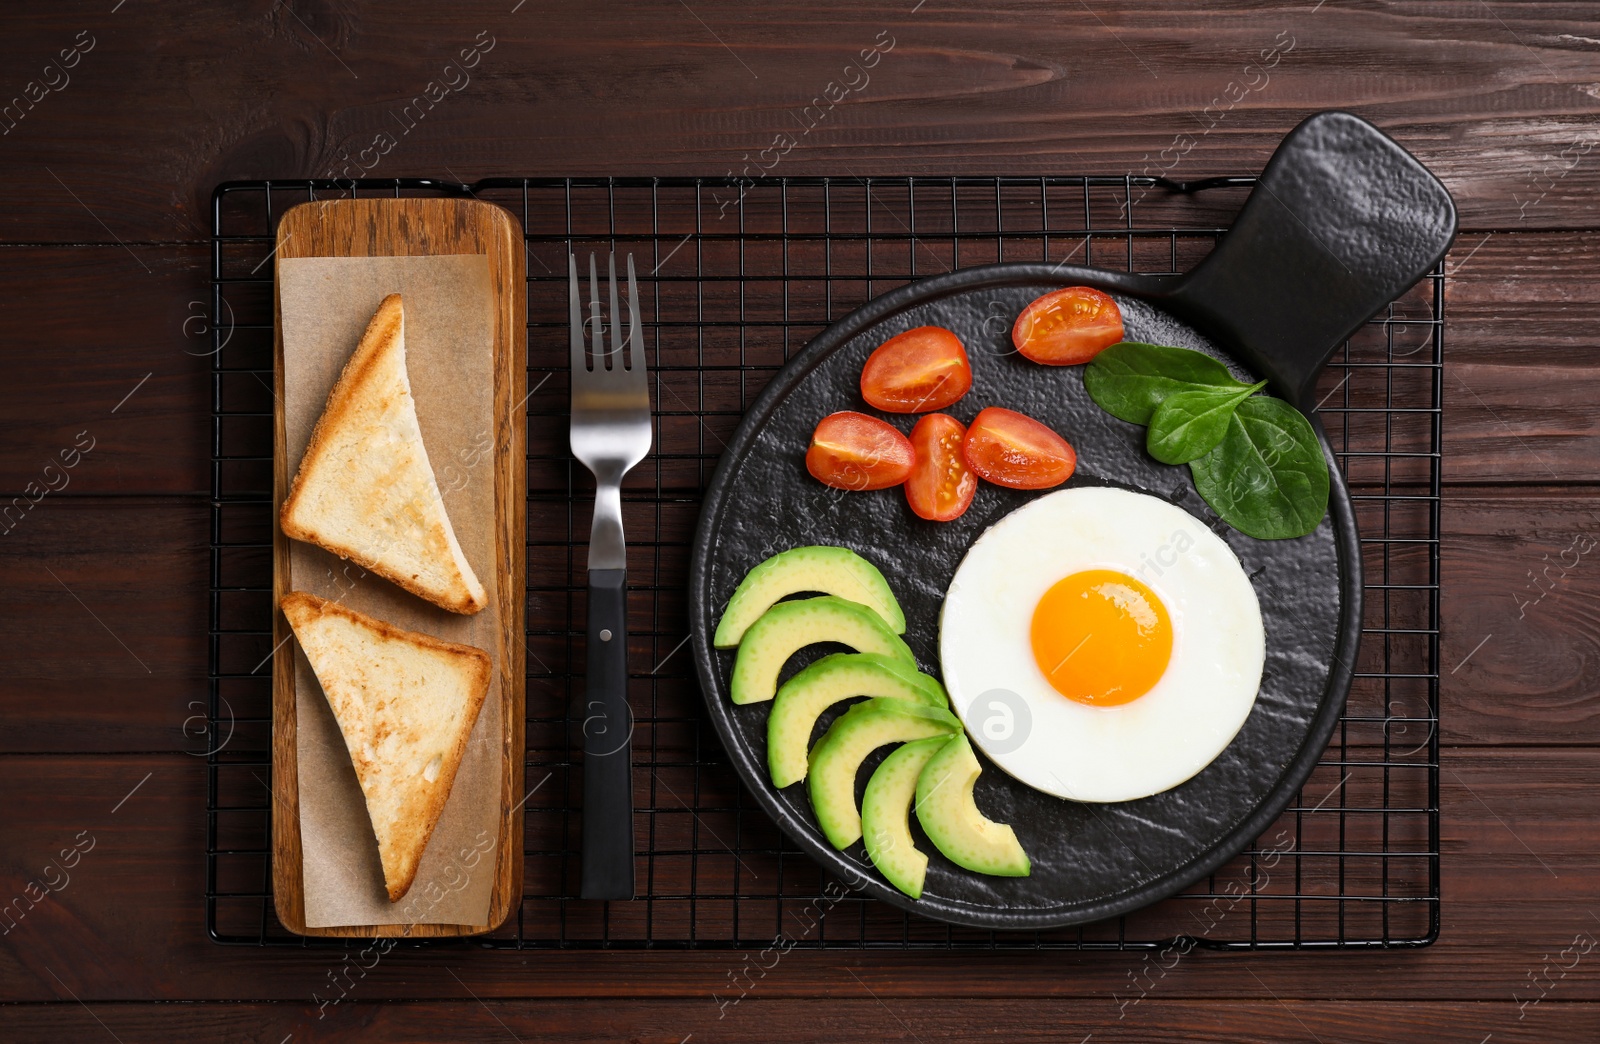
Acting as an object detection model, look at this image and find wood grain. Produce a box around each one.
[5,0,1600,1032]
[2,999,1596,1043]
[0,245,209,494]
[1445,232,1600,484]
[268,198,526,937]
[0,496,206,753]
[0,228,1587,503]
[1,3,1599,242]
[6,482,1598,753]
[0,751,1595,1003]
[1444,487,1600,744]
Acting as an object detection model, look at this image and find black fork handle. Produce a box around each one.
[580,567,635,900]
[1164,110,1458,410]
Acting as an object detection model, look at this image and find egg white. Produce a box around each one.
[939,486,1265,803]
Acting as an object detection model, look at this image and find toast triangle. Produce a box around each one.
[282,590,492,903]
[281,293,489,614]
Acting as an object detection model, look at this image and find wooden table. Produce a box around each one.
[2,3,1596,1040]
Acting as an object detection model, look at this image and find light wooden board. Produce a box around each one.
[269,197,526,937]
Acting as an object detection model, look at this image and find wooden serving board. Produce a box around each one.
[269,198,526,938]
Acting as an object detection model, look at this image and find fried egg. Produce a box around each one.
[939,486,1264,803]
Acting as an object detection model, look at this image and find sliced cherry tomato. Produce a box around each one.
[1012,287,1124,365]
[961,407,1076,490]
[860,326,973,412]
[905,413,978,522]
[806,411,915,491]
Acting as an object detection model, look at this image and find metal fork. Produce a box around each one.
[569,252,651,900]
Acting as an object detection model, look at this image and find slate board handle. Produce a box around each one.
[1166,110,1458,410]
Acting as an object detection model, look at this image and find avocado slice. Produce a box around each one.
[861,736,949,899]
[807,698,960,850]
[915,734,1030,877]
[767,653,947,788]
[714,546,905,648]
[730,596,914,706]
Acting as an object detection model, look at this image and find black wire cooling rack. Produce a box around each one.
[206,175,1441,950]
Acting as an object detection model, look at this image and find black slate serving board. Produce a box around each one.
[689,270,1347,929]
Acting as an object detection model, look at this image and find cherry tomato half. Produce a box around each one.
[905,413,978,522]
[1012,287,1124,365]
[961,407,1076,490]
[806,411,915,491]
[860,326,973,413]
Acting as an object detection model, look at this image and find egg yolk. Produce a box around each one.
[1030,569,1172,706]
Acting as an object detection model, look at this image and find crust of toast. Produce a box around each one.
[282,589,494,663]
[280,294,489,615]
[281,590,492,903]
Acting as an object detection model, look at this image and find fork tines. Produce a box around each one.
[568,252,644,384]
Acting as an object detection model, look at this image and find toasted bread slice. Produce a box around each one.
[282,590,492,903]
[281,294,489,614]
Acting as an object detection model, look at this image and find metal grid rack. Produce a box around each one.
[207,175,1441,950]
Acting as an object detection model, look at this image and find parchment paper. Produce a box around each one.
[279,254,501,928]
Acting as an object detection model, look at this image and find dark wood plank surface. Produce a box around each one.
[3,1,1599,1039]
[0,231,1590,502]
[1,753,1596,1007]
[2,1000,1598,1044]
[1446,232,1600,483]
[5,484,1599,755]
[4,2,1600,241]
[0,246,210,495]
[0,497,206,752]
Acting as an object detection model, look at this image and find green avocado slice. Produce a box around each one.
[807,698,960,850]
[767,653,947,788]
[915,734,1030,877]
[729,596,914,706]
[861,736,950,899]
[714,546,905,648]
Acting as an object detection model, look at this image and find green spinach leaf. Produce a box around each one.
[1189,395,1329,540]
[1084,341,1251,424]
[1146,380,1268,464]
